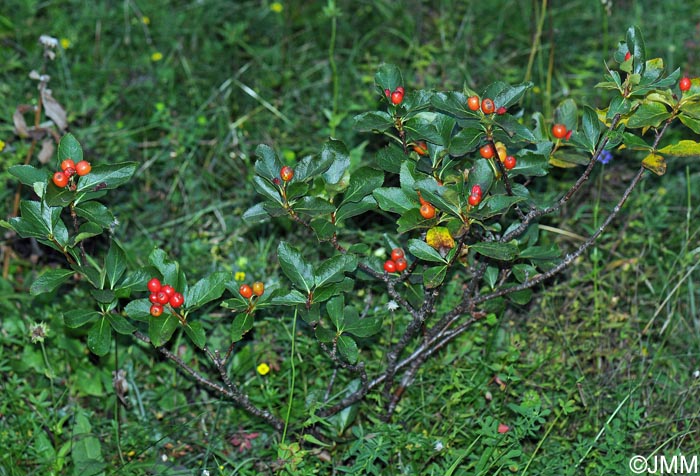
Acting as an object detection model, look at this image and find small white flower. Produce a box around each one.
[39,35,59,49]
[201,471,210,476]
[434,440,444,452]
[386,300,399,312]
[693,370,700,379]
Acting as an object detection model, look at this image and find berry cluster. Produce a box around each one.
[468,184,483,206]
[385,86,405,105]
[418,192,436,219]
[551,123,572,141]
[383,248,407,274]
[467,95,498,115]
[52,158,91,188]
[495,141,517,170]
[239,281,265,299]
[147,277,184,317]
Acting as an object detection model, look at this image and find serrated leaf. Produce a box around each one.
[278,242,314,293]
[679,114,700,134]
[75,162,137,193]
[107,313,135,335]
[315,325,336,343]
[475,195,526,220]
[293,196,335,216]
[30,268,74,295]
[622,132,652,150]
[254,144,282,180]
[423,265,447,288]
[657,140,700,157]
[310,218,336,240]
[374,63,403,93]
[352,111,394,132]
[252,176,283,204]
[321,140,350,185]
[294,149,334,182]
[415,179,462,218]
[231,312,254,342]
[184,321,206,349]
[641,153,666,176]
[494,115,536,143]
[73,221,103,245]
[313,277,354,304]
[626,25,646,76]
[124,299,152,322]
[57,133,83,163]
[73,201,116,229]
[63,309,101,328]
[185,271,228,309]
[493,81,533,109]
[337,335,358,364]
[431,91,472,118]
[87,317,111,356]
[149,313,179,347]
[554,99,578,130]
[9,164,50,187]
[581,106,603,153]
[373,187,414,214]
[407,238,447,263]
[375,143,406,174]
[471,241,518,260]
[342,167,384,204]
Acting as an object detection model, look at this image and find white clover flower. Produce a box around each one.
[434,440,444,452]
[39,35,59,49]
[30,322,49,343]
[386,300,399,312]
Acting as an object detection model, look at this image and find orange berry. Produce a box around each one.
[252,281,265,297]
[551,123,567,139]
[419,203,436,219]
[52,171,68,188]
[239,284,253,299]
[481,98,495,114]
[60,159,75,171]
[75,160,91,176]
[467,95,480,111]
[479,144,495,159]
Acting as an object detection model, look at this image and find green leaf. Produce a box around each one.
[75,162,137,193]
[320,139,351,185]
[90,289,115,304]
[326,295,345,329]
[518,245,560,260]
[30,268,74,295]
[270,289,308,306]
[397,208,428,233]
[374,63,403,93]
[335,195,376,223]
[87,317,112,356]
[73,201,116,229]
[315,254,356,288]
[423,265,447,288]
[185,271,228,309]
[494,81,533,109]
[375,144,405,174]
[679,113,700,134]
[124,299,152,322]
[184,321,206,349]
[293,196,335,216]
[104,242,127,289]
[581,106,603,153]
[9,164,50,187]
[373,187,414,214]
[407,238,447,263]
[627,100,670,128]
[449,127,483,156]
[554,99,578,130]
[416,178,463,218]
[148,313,179,347]
[73,222,103,245]
[315,325,335,343]
[310,218,336,240]
[622,132,652,151]
[107,313,135,335]
[337,335,358,364]
[607,96,631,120]
[471,241,518,260]
[231,312,254,342]
[57,133,83,164]
[294,150,333,182]
[494,115,536,143]
[431,91,472,118]
[626,25,646,75]
[252,176,283,204]
[278,242,314,293]
[657,140,700,157]
[71,411,106,476]
[466,158,495,195]
[254,144,283,180]
[344,313,381,338]
[342,167,384,204]
[313,277,354,304]
[148,248,183,291]
[352,111,394,132]
[63,309,100,328]
[475,195,526,220]
[9,200,53,239]
[242,202,271,224]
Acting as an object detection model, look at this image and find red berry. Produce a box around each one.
[391,89,404,105]
[551,123,567,139]
[272,177,281,186]
[252,281,265,297]
[239,284,253,299]
[150,304,164,317]
[467,95,480,111]
[391,248,404,261]
[280,166,294,182]
[419,203,436,219]
[52,171,68,188]
[468,194,481,207]
[479,144,495,159]
[384,88,391,97]
[155,291,169,305]
[149,292,159,304]
[413,141,428,156]
[147,278,162,293]
[60,159,75,171]
[75,160,91,176]
[497,423,510,434]
[471,184,483,197]
[565,130,573,141]
[383,260,397,273]
[481,98,495,114]
[169,292,184,308]
[63,167,76,178]
[624,51,631,61]
[496,106,507,115]
[503,155,516,170]
[394,257,407,272]
[161,284,175,298]
[680,76,691,92]
[395,86,405,94]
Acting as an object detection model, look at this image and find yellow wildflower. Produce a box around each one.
[257,363,270,376]
[0,139,5,152]
[234,271,246,282]
[141,16,150,25]
[270,2,283,13]
[60,38,71,49]
[151,51,163,62]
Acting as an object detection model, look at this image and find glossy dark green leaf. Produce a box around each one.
[73,201,116,229]
[335,196,376,223]
[626,25,646,75]
[315,325,336,343]
[375,144,405,174]
[321,139,350,185]
[475,195,526,220]
[90,289,115,304]
[292,196,335,217]
[270,289,308,306]
[310,218,336,240]
[73,222,103,245]
[57,133,83,163]
[494,81,533,109]
[63,309,100,328]
[374,63,403,93]
[313,277,354,304]
[337,335,358,364]
[508,288,533,305]
[449,127,483,156]
[107,313,135,335]
[315,254,356,289]
[415,179,462,218]
[149,313,179,347]
[185,271,228,309]
[627,100,670,128]
[397,208,428,233]
[344,312,381,338]
[431,91,472,118]
[242,202,271,224]
[88,316,111,356]
[353,111,394,132]
[124,298,152,322]
[466,159,495,196]
[184,321,206,349]
[231,312,254,342]
[294,150,333,182]
[326,295,344,329]
[494,115,536,143]
[9,164,50,187]
[373,187,414,214]
[30,268,74,295]
[254,144,283,180]
[148,248,184,292]
[342,167,384,204]
[607,96,631,120]
[75,162,137,193]
[423,265,447,288]
[471,241,518,261]
[252,176,283,204]
[554,99,578,130]
[278,241,314,293]
[407,238,446,263]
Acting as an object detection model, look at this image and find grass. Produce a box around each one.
[1,0,700,474]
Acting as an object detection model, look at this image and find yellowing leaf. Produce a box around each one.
[641,153,666,176]
[426,227,455,254]
[657,140,700,157]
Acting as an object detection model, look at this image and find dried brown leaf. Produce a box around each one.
[37,139,55,164]
[41,88,68,131]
